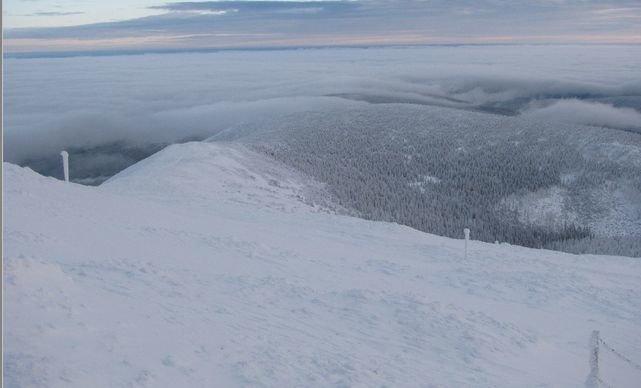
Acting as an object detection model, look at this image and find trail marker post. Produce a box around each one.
[586,330,600,388]
[464,228,470,259]
[60,151,69,183]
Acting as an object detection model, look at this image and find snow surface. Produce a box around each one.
[4,142,641,387]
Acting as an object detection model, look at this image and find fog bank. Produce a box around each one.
[4,45,641,167]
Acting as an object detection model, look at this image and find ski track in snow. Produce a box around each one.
[3,142,641,387]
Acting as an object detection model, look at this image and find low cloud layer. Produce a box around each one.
[4,45,641,165]
[523,100,641,131]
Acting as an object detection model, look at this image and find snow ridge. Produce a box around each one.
[4,142,641,387]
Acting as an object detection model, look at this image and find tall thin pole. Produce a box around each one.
[464,228,470,259]
[586,330,600,388]
[60,151,69,183]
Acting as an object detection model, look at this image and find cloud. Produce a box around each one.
[33,11,85,17]
[523,100,641,131]
[4,0,641,52]
[3,45,640,166]
[150,1,356,14]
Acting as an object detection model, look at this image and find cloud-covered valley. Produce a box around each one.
[4,44,641,255]
[5,45,641,164]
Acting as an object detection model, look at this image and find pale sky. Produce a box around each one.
[4,1,166,28]
[4,1,641,53]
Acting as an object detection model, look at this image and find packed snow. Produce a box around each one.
[4,142,641,387]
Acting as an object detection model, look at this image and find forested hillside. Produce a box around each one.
[235,104,641,256]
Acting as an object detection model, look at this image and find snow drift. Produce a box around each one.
[4,142,641,387]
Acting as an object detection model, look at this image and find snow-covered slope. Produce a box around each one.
[4,142,641,387]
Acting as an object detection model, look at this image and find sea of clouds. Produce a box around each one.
[4,45,641,166]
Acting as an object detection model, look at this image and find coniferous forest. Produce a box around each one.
[238,103,641,256]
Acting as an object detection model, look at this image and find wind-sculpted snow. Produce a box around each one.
[3,142,641,387]
[239,104,641,256]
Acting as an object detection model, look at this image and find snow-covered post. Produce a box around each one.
[464,228,470,259]
[60,151,69,183]
[586,330,600,388]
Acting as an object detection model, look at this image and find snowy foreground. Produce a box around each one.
[4,142,641,387]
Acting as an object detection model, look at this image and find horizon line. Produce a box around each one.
[6,42,641,60]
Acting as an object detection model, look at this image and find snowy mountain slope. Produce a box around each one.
[101,142,338,214]
[216,102,641,255]
[3,142,641,387]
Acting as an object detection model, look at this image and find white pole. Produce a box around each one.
[464,228,470,259]
[586,330,600,388]
[60,151,69,183]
